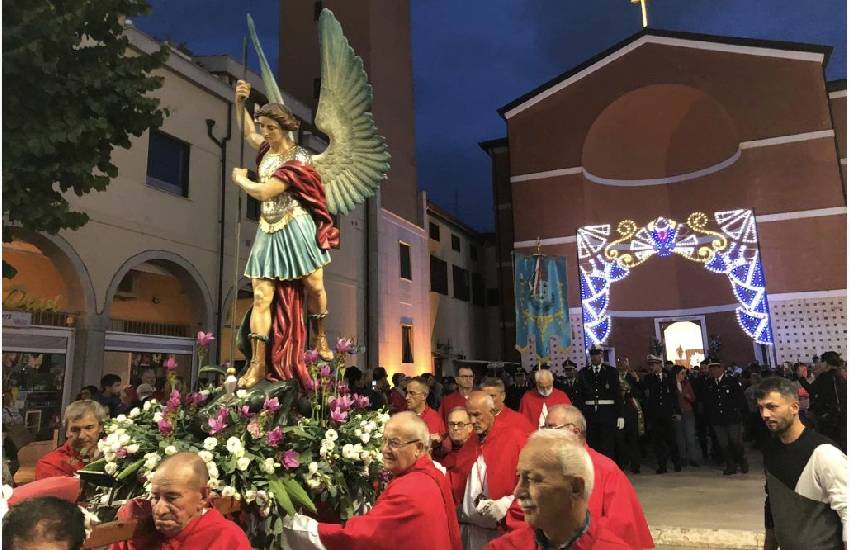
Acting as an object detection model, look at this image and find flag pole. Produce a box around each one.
[229,36,249,370]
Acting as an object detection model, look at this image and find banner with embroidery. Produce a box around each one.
[514,253,570,361]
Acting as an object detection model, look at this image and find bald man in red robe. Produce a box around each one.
[488,431,630,550]
[481,377,535,436]
[459,391,529,549]
[519,369,572,429]
[283,412,462,550]
[506,405,654,549]
[438,407,480,505]
[110,453,251,550]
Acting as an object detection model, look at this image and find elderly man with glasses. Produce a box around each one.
[284,411,462,550]
[438,407,480,506]
[505,405,653,549]
[406,377,446,446]
[440,367,477,424]
[487,430,630,549]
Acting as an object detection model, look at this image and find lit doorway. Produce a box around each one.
[655,317,707,368]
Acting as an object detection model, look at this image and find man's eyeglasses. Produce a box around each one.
[543,423,578,431]
[448,422,472,429]
[381,438,419,450]
[456,375,474,379]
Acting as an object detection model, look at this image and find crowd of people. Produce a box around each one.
[1,349,846,549]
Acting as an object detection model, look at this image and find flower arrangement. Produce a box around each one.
[83,333,386,547]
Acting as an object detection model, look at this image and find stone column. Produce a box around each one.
[69,312,108,394]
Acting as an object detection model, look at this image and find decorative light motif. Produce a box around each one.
[578,209,775,350]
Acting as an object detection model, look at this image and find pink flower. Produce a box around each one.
[303,349,320,364]
[282,449,299,469]
[240,405,253,418]
[353,393,371,408]
[304,378,317,391]
[319,365,332,378]
[208,417,226,434]
[335,338,354,354]
[196,331,215,348]
[116,448,128,459]
[157,418,173,435]
[247,418,263,439]
[186,392,207,406]
[333,394,354,411]
[330,407,348,423]
[163,356,178,371]
[166,390,181,411]
[267,426,283,447]
[263,397,280,413]
[336,383,349,395]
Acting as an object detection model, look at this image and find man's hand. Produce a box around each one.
[235,79,251,104]
[616,417,625,430]
[231,168,248,186]
[475,498,510,521]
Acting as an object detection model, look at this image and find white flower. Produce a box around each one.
[150,399,158,405]
[342,444,355,459]
[129,407,141,418]
[104,424,116,434]
[200,390,210,399]
[308,462,319,475]
[118,433,131,446]
[153,412,163,423]
[324,429,338,442]
[208,478,221,489]
[198,451,214,463]
[116,414,127,423]
[206,462,219,479]
[164,445,177,456]
[126,444,140,455]
[244,489,257,503]
[236,390,247,399]
[236,457,251,471]
[360,433,370,444]
[365,421,377,432]
[104,462,118,475]
[226,437,243,455]
[221,486,238,497]
[354,429,363,437]
[143,401,152,412]
[203,437,218,451]
[260,457,278,474]
[360,450,371,463]
[144,453,160,469]
[104,450,116,462]
[306,478,321,489]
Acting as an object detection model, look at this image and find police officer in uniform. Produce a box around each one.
[575,345,624,460]
[705,360,749,475]
[642,354,682,474]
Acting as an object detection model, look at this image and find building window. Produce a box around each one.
[429,222,441,241]
[430,255,448,294]
[472,273,485,306]
[401,325,414,364]
[487,288,500,306]
[470,245,478,261]
[146,130,190,197]
[451,234,461,252]
[453,265,469,302]
[399,242,411,280]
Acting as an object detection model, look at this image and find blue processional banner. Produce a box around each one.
[514,253,570,360]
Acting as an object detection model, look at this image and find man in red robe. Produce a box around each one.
[488,431,630,550]
[110,453,251,549]
[439,366,476,424]
[460,391,529,549]
[36,400,106,480]
[519,369,572,428]
[283,412,462,550]
[406,377,446,445]
[481,377,535,435]
[437,407,480,505]
[507,405,653,549]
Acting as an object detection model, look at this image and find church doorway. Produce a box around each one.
[655,317,706,368]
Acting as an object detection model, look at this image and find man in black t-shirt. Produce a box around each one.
[755,376,847,550]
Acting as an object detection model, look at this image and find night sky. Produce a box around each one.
[135,0,846,232]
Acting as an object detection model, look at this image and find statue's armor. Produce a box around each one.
[257,146,311,233]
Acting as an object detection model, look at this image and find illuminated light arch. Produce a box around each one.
[578,209,774,350]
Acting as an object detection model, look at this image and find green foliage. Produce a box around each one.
[3,0,169,277]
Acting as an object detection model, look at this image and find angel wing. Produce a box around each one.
[312,9,391,216]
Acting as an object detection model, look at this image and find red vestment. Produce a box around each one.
[495,407,535,436]
[476,423,529,500]
[35,441,86,480]
[439,391,470,424]
[487,520,631,550]
[518,389,572,428]
[387,389,407,414]
[109,503,251,550]
[256,143,340,390]
[439,434,480,506]
[318,455,462,550]
[420,406,447,439]
[506,446,653,549]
